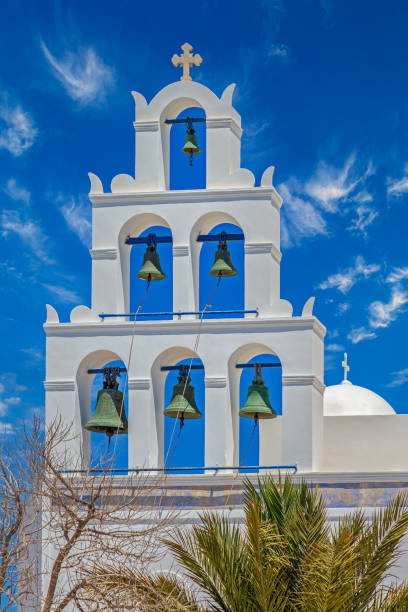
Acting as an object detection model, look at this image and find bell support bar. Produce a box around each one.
[99,309,258,319]
[164,117,206,128]
[197,230,244,242]
[87,367,127,374]
[125,233,172,246]
[235,363,281,369]
[161,364,204,372]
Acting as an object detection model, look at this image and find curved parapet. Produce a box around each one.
[70,305,100,323]
[88,172,104,194]
[45,304,59,324]
[302,297,315,317]
[261,166,275,187]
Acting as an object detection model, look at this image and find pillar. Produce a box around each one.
[172,244,195,317]
[244,242,281,316]
[204,376,234,472]
[128,378,157,469]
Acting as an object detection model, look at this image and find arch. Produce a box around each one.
[190,211,243,312]
[76,349,128,468]
[118,212,172,314]
[151,346,205,470]
[228,343,282,468]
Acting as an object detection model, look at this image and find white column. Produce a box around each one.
[91,249,124,314]
[172,245,195,318]
[281,376,324,472]
[204,377,233,472]
[244,243,281,316]
[259,416,282,467]
[128,378,156,469]
[44,381,86,469]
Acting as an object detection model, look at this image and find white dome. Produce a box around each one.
[324,380,395,416]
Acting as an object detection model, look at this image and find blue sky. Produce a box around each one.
[1,0,408,464]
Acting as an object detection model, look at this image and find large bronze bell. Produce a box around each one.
[85,368,128,437]
[182,126,200,166]
[209,239,237,277]
[138,244,165,281]
[239,364,276,421]
[164,369,202,420]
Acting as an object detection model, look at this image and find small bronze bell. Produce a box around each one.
[209,238,238,277]
[138,244,165,281]
[164,368,202,420]
[239,364,276,421]
[85,368,128,437]
[182,125,200,166]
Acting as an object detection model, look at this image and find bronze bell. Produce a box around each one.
[138,244,165,281]
[239,364,277,421]
[182,126,200,166]
[85,368,128,437]
[209,238,237,277]
[164,369,202,420]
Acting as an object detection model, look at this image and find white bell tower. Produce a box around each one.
[44,44,326,473]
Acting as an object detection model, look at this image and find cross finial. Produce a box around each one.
[342,352,350,382]
[171,43,203,81]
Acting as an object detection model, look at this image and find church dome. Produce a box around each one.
[323,353,395,416]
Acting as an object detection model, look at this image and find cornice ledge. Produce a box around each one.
[133,120,160,132]
[44,380,76,391]
[89,186,274,207]
[128,378,151,390]
[173,245,189,257]
[206,117,242,138]
[204,376,227,388]
[89,248,118,260]
[43,316,326,337]
[282,375,325,394]
[245,242,282,263]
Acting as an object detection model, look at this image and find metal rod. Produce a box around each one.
[235,363,282,369]
[197,232,245,242]
[87,367,127,374]
[161,364,204,372]
[165,118,206,124]
[99,309,258,319]
[125,235,173,245]
[60,464,297,474]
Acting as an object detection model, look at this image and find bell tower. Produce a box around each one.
[44,44,326,473]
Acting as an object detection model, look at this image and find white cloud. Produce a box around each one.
[0,401,6,417]
[368,286,408,329]
[386,266,408,284]
[347,327,377,344]
[387,368,408,388]
[1,210,54,264]
[22,348,43,361]
[41,42,115,105]
[3,178,30,205]
[337,302,351,314]
[387,175,408,198]
[0,98,37,156]
[347,205,378,236]
[4,397,20,406]
[279,181,327,247]
[42,283,80,304]
[326,343,344,351]
[267,43,290,60]
[318,255,380,294]
[351,190,373,204]
[57,195,91,247]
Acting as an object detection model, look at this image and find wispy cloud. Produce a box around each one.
[56,195,91,247]
[348,327,377,344]
[368,286,408,329]
[42,283,80,304]
[41,41,115,106]
[267,43,290,61]
[347,205,378,236]
[387,174,408,198]
[280,155,375,247]
[386,266,408,284]
[22,347,43,362]
[387,368,408,388]
[318,255,380,294]
[1,210,54,264]
[0,97,37,156]
[3,178,30,205]
[326,343,345,352]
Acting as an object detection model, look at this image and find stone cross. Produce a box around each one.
[172,43,202,81]
[342,352,350,381]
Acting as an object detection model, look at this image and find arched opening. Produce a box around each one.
[199,222,244,318]
[163,357,205,473]
[238,353,282,472]
[169,107,206,190]
[130,225,173,319]
[76,350,128,471]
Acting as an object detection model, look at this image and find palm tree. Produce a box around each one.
[87,476,408,611]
